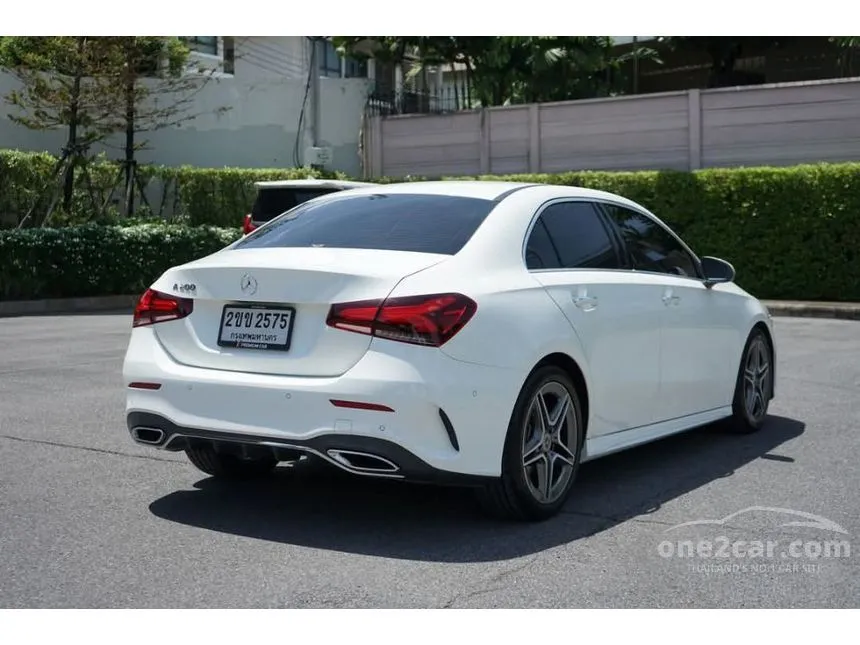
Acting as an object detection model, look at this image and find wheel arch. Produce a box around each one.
[530,352,591,438]
[750,319,776,400]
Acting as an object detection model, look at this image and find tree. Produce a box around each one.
[659,37,796,88]
[333,36,476,107]
[0,37,225,222]
[98,37,222,216]
[333,36,658,109]
[830,37,860,75]
[465,37,641,106]
[0,36,120,219]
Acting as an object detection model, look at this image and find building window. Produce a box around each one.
[316,39,368,78]
[318,40,342,77]
[345,57,368,78]
[182,37,218,56]
[222,37,235,74]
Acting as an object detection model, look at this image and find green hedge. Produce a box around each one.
[0,149,346,229]
[467,165,860,301]
[377,165,860,300]
[2,148,860,301]
[0,224,241,301]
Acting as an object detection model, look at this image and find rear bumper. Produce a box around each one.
[122,326,523,479]
[127,411,493,487]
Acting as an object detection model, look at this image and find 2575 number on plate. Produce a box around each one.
[217,305,294,351]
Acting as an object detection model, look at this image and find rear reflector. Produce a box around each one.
[128,382,162,390]
[326,293,477,347]
[330,399,395,413]
[133,289,193,328]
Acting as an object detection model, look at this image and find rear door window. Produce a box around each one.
[236,192,497,255]
[251,188,342,223]
[525,201,621,270]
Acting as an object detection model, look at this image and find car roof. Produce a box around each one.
[336,180,643,209]
[253,179,375,190]
[253,179,648,217]
[337,180,536,201]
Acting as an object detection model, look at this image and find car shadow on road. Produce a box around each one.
[148,415,804,563]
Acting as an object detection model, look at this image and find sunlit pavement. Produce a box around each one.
[0,314,857,608]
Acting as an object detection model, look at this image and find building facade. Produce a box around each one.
[0,37,376,177]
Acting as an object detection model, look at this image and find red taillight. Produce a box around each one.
[242,214,256,235]
[132,289,193,328]
[326,293,477,347]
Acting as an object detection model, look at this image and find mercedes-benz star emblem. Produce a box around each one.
[240,274,257,295]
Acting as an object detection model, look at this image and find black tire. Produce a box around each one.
[476,365,584,522]
[726,327,774,434]
[185,444,278,480]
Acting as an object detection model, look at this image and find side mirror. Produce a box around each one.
[701,256,736,288]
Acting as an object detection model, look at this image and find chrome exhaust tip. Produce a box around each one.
[326,449,400,474]
[132,426,165,445]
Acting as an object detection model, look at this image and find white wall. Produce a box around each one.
[0,66,373,177]
[232,36,309,80]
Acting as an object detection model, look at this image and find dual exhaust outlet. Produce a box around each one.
[132,427,164,445]
[325,449,399,475]
[130,427,400,476]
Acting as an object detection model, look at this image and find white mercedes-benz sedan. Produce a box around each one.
[122,180,776,521]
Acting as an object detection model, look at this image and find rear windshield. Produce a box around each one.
[251,188,342,222]
[234,192,496,255]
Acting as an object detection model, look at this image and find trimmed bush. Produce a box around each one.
[0,149,345,229]
[170,166,347,227]
[2,149,860,301]
[464,165,860,301]
[0,224,241,301]
[0,150,57,229]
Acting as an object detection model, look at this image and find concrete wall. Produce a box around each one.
[365,77,860,178]
[127,74,372,175]
[232,36,309,80]
[0,39,372,177]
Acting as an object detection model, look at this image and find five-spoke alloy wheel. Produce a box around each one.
[521,381,580,505]
[477,365,583,521]
[729,327,773,434]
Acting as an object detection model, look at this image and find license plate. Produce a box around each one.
[217,304,295,351]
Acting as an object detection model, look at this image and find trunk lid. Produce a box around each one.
[149,247,446,376]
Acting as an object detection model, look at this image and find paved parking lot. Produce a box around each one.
[0,313,858,608]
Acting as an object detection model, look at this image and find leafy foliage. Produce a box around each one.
[461,164,860,301]
[333,36,658,106]
[96,37,221,149]
[0,223,241,300]
[172,165,346,226]
[0,37,124,213]
[658,37,798,87]
[0,37,226,221]
[95,37,226,218]
[0,37,119,145]
[0,149,345,229]
[2,149,858,302]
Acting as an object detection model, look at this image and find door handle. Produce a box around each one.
[573,295,599,311]
[662,290,680,306]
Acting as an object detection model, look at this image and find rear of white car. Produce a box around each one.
[123,188,527,482]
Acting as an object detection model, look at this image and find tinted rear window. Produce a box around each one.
[251,188,341,222]
[235,193,496,255]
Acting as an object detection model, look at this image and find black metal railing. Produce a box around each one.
[366,87,477,117]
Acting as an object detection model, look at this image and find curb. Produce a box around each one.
[762,301,860,321]
[0,295,139,318]
[1,295,859,321]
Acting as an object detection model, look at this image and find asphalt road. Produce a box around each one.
[0,313,858,608]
